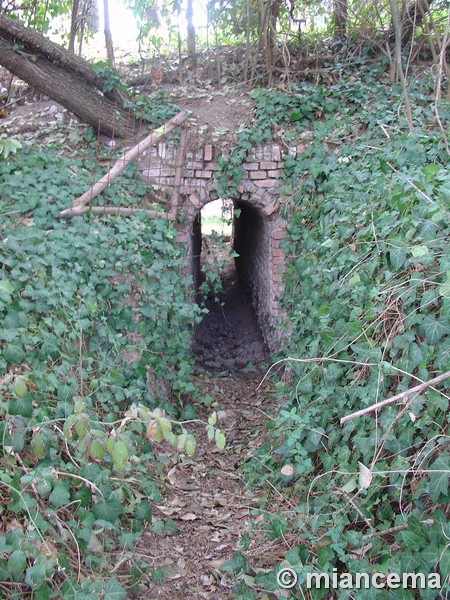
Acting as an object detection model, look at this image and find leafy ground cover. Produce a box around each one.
[0,142,208,596]
[215,65,450,599]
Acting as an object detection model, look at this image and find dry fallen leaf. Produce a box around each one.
[281,464,294,477]
[179,512,200,521]
[358,461,373,490]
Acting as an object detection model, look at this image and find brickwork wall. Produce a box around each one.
[138,139,303,350]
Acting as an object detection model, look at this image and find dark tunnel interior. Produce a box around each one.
[190,200,269,372]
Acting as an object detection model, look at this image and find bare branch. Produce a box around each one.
[58,111,187,217]
[340,370,450,424]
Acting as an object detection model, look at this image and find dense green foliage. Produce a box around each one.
[0,147,203,596]
[216,68,449,598]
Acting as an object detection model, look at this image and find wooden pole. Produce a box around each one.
[169,126,189,218]
[58,205,176,220]
[58,111,187,217]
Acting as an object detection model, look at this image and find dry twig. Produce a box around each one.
[341,370,450,424]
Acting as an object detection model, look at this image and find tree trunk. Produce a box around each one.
[103,0,115,65]
[0,14,138,138]
[186,0,196,70]
[388,0,414,133]
[69,0,80,53]
[333,0,348,42]
[388,0,434,46]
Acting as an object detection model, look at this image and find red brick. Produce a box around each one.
[273,229,286,240]
[272,248,283,257]
[186,161,203,169]
[260,161,277,170]
[268,170,281,178]
[272,274,283,282]
[250,171,267,180]
[264,202,278,216]
[195,170,213,179]
[204,144,213,161]
[244,162,259,170]
[272,144,282,162]
[189,192,201,208]
[254,179,278,188]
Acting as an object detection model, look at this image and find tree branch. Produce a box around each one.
[58,111,187,217]
[340,370,450,424]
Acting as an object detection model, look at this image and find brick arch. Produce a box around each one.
[181,179,286,351]
[138,140,300,350]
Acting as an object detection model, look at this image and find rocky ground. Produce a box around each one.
[192,262,268,374]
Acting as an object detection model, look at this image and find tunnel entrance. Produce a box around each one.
[191,199,268,372]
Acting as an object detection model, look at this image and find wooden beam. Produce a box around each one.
[169,126,189,219]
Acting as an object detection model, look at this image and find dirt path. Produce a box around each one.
[192,263,268,374]
[136,261,275,598]
[137,372,274,598]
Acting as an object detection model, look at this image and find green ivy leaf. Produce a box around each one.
[388,245,408,271]
[25,559,49,590]
[3,343,26,364]
[7,550,27,575]
[111,440,129,472]
[0,279,15,302]
[420,315,449,345]
[411,245,429,258]
[92,497,124,524]
[49,480,71,509]
[13,376,28,398]
[427,455,450,503]
[34,583,51,600]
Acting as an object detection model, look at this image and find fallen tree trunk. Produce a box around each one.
[0,14,139,138]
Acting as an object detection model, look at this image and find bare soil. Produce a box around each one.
[192,262,268,374]
[137,373,276,599]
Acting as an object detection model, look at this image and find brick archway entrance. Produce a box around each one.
[138,139,295,350]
